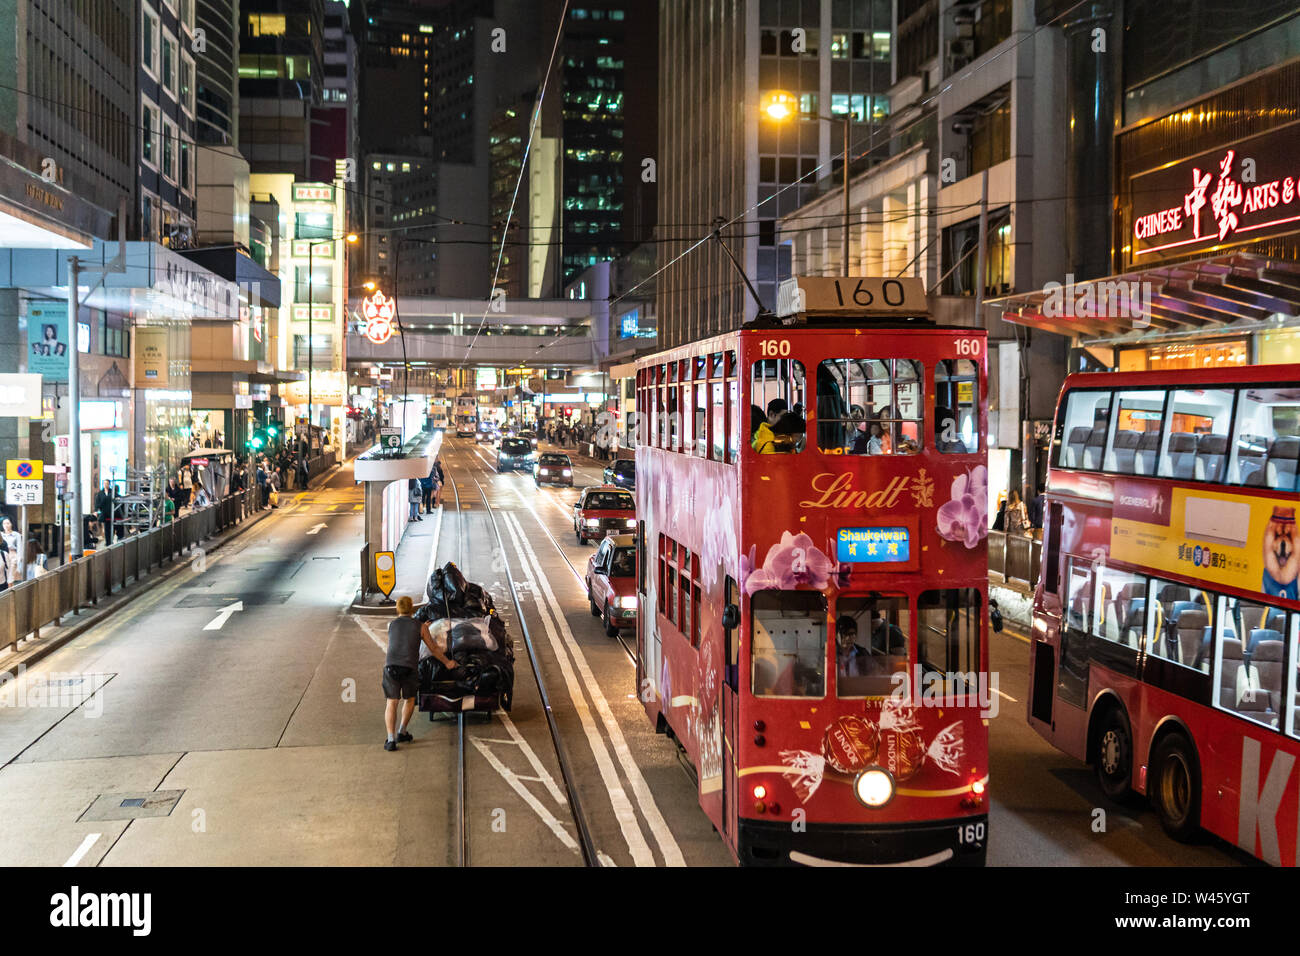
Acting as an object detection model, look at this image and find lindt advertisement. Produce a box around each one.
[1126,122,1300,267]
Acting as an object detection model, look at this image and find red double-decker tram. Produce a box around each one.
[634,276,991,866]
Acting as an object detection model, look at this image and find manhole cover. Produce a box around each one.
[79,790,186,822]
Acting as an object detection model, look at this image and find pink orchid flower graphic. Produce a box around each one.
[743,531,835,594]
[936,465,988,549]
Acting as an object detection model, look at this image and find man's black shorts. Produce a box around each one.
[383,664,418,699]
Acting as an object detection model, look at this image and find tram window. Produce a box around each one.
[835,593,909,698]
[1056,390,1112,470]
[694,382,708,456]
[712,351,724,378]
[1105,389,1166,475]
[935,359,979,453]
[1215,596,1287,727]
[668,384,680,452]
[724,576,740,692]
[1090,566,1148,648]
[679,547,692,640]
[751,590,826,698]
[917,589,982,687]
[1160,388,1234,482]
[681,384,693,453]
[750,359,807,454]
[816,358,922,455]
[711,380,725,461]
[728,374,740,463]
[1230,386,1300,489]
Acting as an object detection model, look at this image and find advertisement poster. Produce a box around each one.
[1110,479,1299,600]
[134,328,170,387]
[26,302,68,382]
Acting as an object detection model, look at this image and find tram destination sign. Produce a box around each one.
[776,276,927,319]
[837,526,911,563]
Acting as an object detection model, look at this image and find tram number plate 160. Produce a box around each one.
[956,820,986,847]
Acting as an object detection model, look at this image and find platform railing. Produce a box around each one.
[987,529,1042,592]
[0,485,261,653]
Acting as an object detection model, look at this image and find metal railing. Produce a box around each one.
[988,529,1042,591]
[1,486,261,653]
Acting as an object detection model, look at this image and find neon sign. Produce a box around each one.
[361,291,396,345]
[1127,126,1300,266]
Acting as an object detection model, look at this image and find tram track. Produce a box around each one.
[441,446,598,867]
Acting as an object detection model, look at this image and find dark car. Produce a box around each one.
[497,437,535,472]
[586,534,637,637]
[572,485,636,544]
[603,458,635,489]
[534,452,573,487]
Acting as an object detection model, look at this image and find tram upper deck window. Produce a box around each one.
[751,590,826,697]
[1159,388,1234,482]
[935,359,979,453]
[1231,386,1300,489]
[751,358,807,454]
[1056,390,1112,470]
[835,593,909,698]
[816,359,922,455]
[1104,389,1165,475]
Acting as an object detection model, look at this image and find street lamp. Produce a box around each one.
[305,232,358,470]
[762,89,853,275]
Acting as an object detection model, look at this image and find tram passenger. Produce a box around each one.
[752,403,777,454]
[835,615,871,676]
[935,405,968,453]
[772,404,806,452]
[816,363,849,450]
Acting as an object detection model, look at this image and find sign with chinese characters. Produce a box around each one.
[292,239,333,259]
[837,526,911,563]
[26,302,68,383]
[1127,124,1300,266]
[283,371,347,407]
[6,459,43,480]
[361,291,397,345]
[291,304,333,323]
[134,327,170,386]
[5,479,42,506]
[379,427,402,450]
[292,183,335,203]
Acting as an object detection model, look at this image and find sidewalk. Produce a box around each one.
[349,501,443,615]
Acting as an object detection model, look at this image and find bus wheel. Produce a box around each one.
[1095,709,1134,802]
[1151,733,1201,842]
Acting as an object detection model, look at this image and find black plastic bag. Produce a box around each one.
[989,599,1004,633]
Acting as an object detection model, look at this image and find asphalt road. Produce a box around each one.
[0,438,1258,867]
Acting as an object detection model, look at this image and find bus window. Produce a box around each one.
[917,589,982,684]
[751,590,826,698]
[1056,390,1112,470]
[1063,559,1093,635]
[935,359,979,453]
[1145,578,1211,671]
[1216,597,1285,727]
[816,359,922,455]
[1105,389,1166,475]
[835,594,909,698]
[751,359,807,454]
[1091,567,1147,648]
[1287,613,1300,739]
[1160,388,1235,482]
[1230,386,1300,489]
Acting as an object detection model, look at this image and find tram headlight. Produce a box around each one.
[854,768,895,808]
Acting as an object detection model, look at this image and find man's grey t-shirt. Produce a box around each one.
[386,616,422,669]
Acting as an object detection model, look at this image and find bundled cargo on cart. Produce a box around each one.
[415,562,515,713]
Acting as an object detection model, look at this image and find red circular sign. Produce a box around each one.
[822,715,879,774]
[16,462,32,478]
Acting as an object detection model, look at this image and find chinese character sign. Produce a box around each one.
[26,303,68,383]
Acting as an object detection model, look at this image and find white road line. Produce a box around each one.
[63,833,101,867]
[501,511,656,867]
[498,710,567,806]
[202,601,243,631]
[469,737,580,854]
[997,688,1018,703]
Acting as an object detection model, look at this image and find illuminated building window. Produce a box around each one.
[247,13,286,37]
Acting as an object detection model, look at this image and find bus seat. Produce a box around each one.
[1251,640,1285,714]
[1220,638,1244,708]
[1065,426,1091,467]
[1083,427,1107,470]
[1266,437,1300,491]
[1236,435,1271,486]
[1172,606,1208,666]
[1194,434,1228,482]
[1159,588,1192,618]
[1136,432,1161,475]
[1266,607,1286,633]
[1193,628,1218,671]
[1120,597,1145,647]
[1108,430,1141,473]
[1247,627,1284,658]
[1114,582,1143,624]
[1164,433,1198,479]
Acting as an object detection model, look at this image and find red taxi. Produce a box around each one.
[571,485,636,545]
[586,533,638,636]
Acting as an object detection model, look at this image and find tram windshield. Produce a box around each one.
[835,593,909,697]
[751,590,826,697]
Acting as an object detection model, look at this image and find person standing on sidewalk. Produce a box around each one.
[94,482,115,545]
[420,467,434,515]
[431,457,445,508]
[408,479,422,521]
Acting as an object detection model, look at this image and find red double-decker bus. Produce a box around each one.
[1027,364,1300,865]
[634,277,990,866]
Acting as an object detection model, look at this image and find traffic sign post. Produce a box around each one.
[379,428,401,455]
[374,550,396,599]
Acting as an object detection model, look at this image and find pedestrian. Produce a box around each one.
[167,477,182,513]
[408,478,422,521]
[383,595,457,750]
[94,481,115,545]
[256,460,268,509]
[269,467,282,508]
[1028,491,1045,531]
[1005,488,1030,535]
[420,467,434,514]
[431,456,445,508]
[24,539,46,579]
[0,533,9,591]
[298,457,310,490]
[178,466,193,508]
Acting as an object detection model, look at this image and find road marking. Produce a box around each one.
[469,736,580,855]
[202,601,243,631]
[997,688,1018,703]
[306,522,328,535]
[501,511,654,866]
[506,510,686,867]
[63,833,101,867]
[354,504,364,511]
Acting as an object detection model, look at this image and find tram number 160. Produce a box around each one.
[957,821,986,845]
[759,339,792,357]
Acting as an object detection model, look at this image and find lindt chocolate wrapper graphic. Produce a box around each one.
[927,721,965,776]
[881,727,926,781]
[822,714,879,774]
[879,697,922,734]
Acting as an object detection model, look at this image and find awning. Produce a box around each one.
[988,252,1300,345]
[249,369,305,384]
